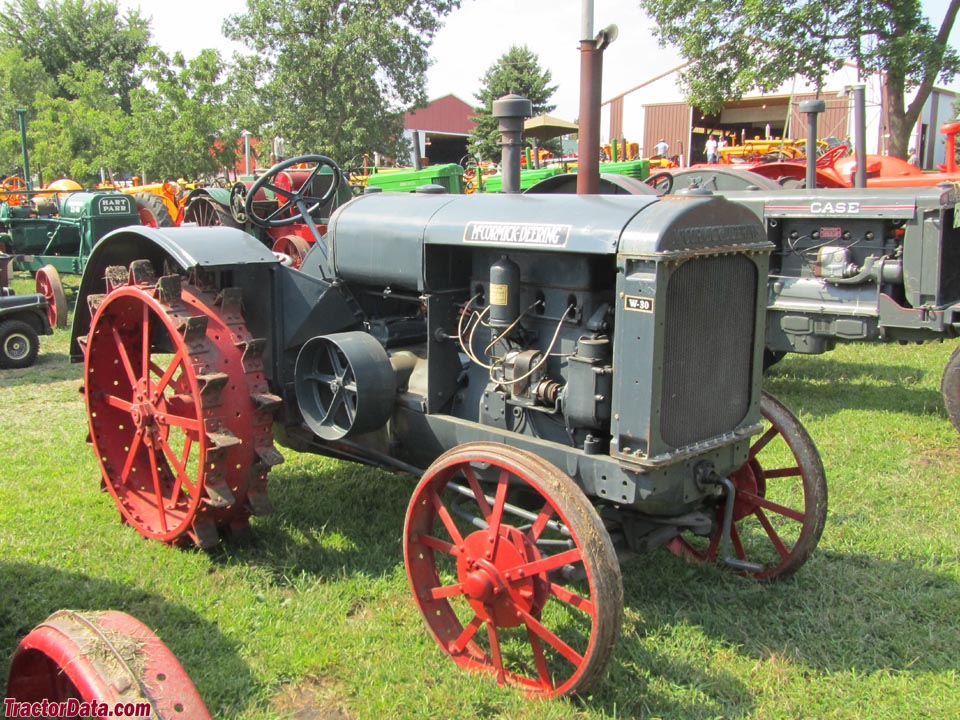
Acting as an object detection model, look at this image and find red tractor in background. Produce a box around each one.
[181,157,353,268]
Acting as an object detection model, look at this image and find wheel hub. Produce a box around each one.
[730,459,765,521]
[457,527,545,628]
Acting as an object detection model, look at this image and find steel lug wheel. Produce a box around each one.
[667,391,827,579]
[81,260,283,547]
[7,610,210,718]
[405,442,623,696]
[36,264,68,328]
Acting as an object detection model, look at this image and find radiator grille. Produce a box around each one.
[660,254,756,448]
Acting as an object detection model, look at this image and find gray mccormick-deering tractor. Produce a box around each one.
[68,99,827,697]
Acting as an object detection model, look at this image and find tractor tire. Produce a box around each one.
[184,194,241,228]
[0,319,40,369]
[134,192,175,228]
[940,345,960,434]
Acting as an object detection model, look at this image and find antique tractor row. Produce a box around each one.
[635,164,960,431]
[68,143,827,696]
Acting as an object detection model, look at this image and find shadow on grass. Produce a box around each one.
[219,457,418,581]
[0,351,81,387]
[619,548,958,677]
[765,356,946,422]
[0,562,254,716]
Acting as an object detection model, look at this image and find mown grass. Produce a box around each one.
[1,274,958,719]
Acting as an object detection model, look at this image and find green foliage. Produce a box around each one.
[0,48,56,175]
[468,45,558,162]
[29,64,127,185]
[128,49,238,181]
[223,0,461,164]
[640,0,960,158]
[0,0,150,113]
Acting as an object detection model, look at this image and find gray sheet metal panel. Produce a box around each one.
[329,192,458,291]
[423,193,656,255]
[619,194,769,257]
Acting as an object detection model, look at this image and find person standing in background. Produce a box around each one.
[705,135,718,164]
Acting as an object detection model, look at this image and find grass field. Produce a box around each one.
[1,277,958,719]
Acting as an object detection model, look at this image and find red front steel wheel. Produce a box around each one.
[80,260,282,548]
[36,264,67,329]
[7,610,210,719]
[668,391,827,579]
[404,442,623,697]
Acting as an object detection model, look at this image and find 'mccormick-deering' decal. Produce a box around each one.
[464,221,571,247]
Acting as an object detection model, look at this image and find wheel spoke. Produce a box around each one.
[528,629,554,691]
[738,489,806,523]
[463,466,492,518]
[528,500,555,542]
[451,614,484,655]
[118,429,144,485]
[429,489,464,546]
[429,582,465,600]
[141,303,150,396]
[111,327,139,387]
[762,465,801,479]
[549,582,595,615]
[150,351,184,399]
[102,393,134,413]
[755,507,791,560]
[730,523,746,560]
[157,411,202,434]
[485,622,507,683]
[158,435,196,500]
[146,444,168,533]
[517,607,583,668]
[488,469,509,539]
[508,547,582,580]
[750,425,779,457]
[415,533,458,556]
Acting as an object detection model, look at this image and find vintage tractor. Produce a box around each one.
[0,189,141,328]
[0,252,52,368]
[180,159,353,268]
[69,119,827,696]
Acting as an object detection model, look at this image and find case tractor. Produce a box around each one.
[67,98,826,697]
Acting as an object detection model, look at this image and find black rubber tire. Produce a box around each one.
[762,349,787,372]
[940,345,960,433]
[0,319,40,369]
[134,192,175,228]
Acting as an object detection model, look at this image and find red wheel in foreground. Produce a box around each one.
[667,391,827,579]
[404,442,623,697]
[271,234,311,269]
[81,260,282,547]
[35,264,67,328]
[7,610,210,719]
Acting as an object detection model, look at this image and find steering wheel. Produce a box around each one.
[816,144,849,168]
[245,154,343,228]
[644,170,674,194]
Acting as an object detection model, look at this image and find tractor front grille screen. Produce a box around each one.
[660,254,756,448]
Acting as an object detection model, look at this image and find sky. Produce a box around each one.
[118,0,960,139]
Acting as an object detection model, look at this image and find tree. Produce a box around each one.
[223,0,461,164]
[128,49,237,181]
[0,0,150,113]
[469,46,558,162]
[0,48,57,175]
[639,0,960,158]
[29,63,127,185]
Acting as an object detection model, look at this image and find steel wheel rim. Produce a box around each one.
[668,391,827,579]
[271,235,311,269]
[3,330,30,359]
[404,443,622,696]
[85,286,208,540]
[36,265,67,329]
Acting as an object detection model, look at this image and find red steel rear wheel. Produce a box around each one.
[35,264,67,329]
[80,260,282,548]
[667,391,827,579]
[7,610,210,719]
[404,442,623,697]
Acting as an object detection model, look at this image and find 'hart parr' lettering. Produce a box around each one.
[464,222,571,247]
